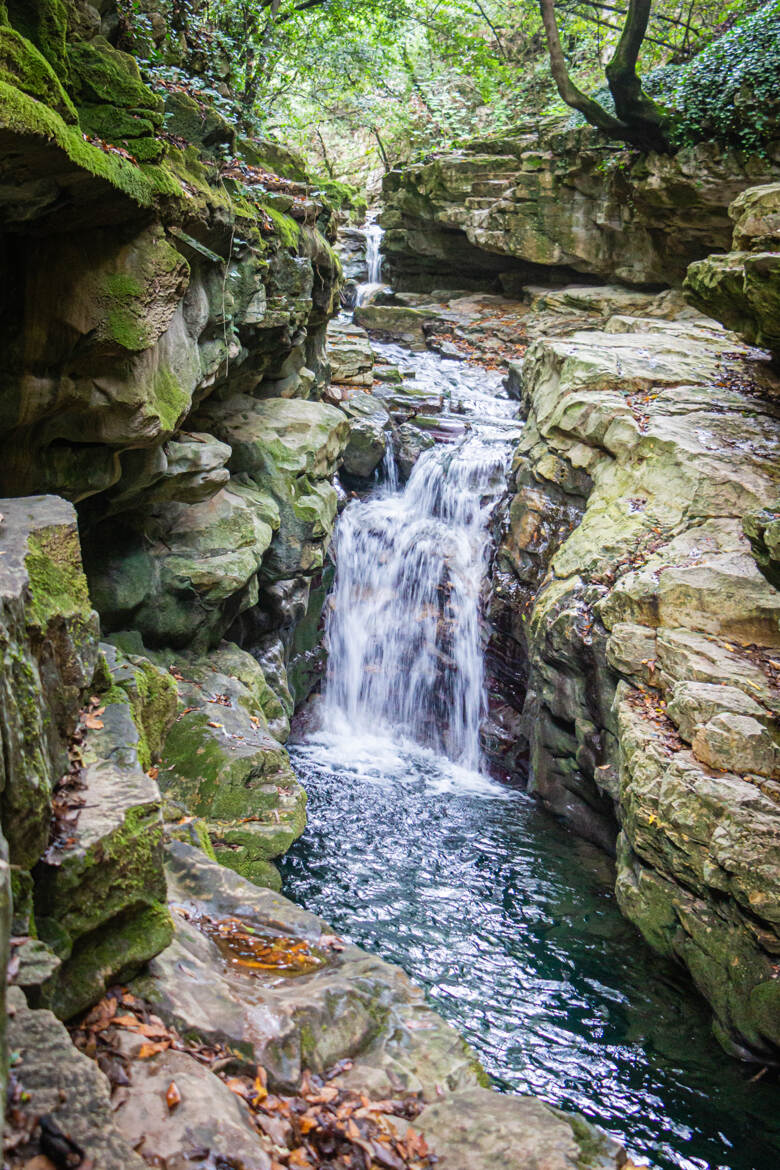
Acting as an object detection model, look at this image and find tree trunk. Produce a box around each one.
[538,0,670,150]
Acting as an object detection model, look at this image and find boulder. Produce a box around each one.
[338,389,391,480]
[6,986,148,1169]
[156,647,306,887]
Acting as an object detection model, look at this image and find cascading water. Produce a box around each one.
[355,219,387,305]
[282,331,780,1170]
[322,347,517,771]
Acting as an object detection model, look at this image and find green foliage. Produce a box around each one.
[670,1,780,151]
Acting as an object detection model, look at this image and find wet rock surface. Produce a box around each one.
[381,122,780,290]
[487,300,780,1060]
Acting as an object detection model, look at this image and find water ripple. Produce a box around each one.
[281,740,780,1170]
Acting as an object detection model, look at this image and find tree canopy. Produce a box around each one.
[121,0,778,187]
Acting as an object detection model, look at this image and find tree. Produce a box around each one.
[539,0,671,149]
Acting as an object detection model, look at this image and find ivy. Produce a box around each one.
[670,1,780,151]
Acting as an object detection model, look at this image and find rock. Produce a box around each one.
[338,390,391,480]
[112,1049,273,1170]
[382,124,780,290]
[137,842,482,1096]
[394,422,436,480]
[667,680,770,744]
[33,696,171,1019]
[0,496,99,870]
[743,506,780,587]
[692,713,779,778]
[156,648,305,887]
[414,1088,624,1170]
[86,482,276,651]
[685,181,780,360]
[327,319,375,386]
[193,396,349,587]
[6,985,148,1169]
[487,314,780,1058]
[354,303,434,349]
[334,225,368,281]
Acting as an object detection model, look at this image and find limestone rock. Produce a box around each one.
[692,714,779,778]
[684,181,780,360]
[354,303,433,349]
[382,126,780,290]
[87,482,276,650]
[327,319,375,386]
[414,1089,624,1170]
[338,389,391,480]
[34,696,171,1019]
[137,842,482,1096]
[112,1049,272,1170]
[193,395,349,586]
[667,680,769,744]
[156,648,305,886]
[487,314,780,1058]
[6,985,148,1169]
[0,496,99,869]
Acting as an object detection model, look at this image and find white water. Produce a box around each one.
[322,344,520,773]
[355,220,386,306]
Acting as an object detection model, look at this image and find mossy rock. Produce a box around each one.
[78,102,155,141]
[0,24,76,122]
[5,0,68,77]
[67,36,161,112]
[163,88,235,155]
[0,78,157,208]
[101,642,178,771]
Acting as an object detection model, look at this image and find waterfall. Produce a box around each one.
[355,221,385,306]
[365,222,383,284]
[322,348,519,773]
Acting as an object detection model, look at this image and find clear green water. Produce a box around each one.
[281,734,780,1170]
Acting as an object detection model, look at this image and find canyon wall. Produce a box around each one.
[381,121,780,290]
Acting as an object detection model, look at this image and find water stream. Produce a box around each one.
[282,324,780,1170]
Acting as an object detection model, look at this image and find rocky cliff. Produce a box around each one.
[478,258,780,1062]
[380,121,780,290]
[0,4,639,1168]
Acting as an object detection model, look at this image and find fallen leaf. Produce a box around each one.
[138,1041,171,1059]
[166,1081,182,1110]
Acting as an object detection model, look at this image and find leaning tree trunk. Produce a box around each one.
[538,0,670,150]
[605,0,669,149]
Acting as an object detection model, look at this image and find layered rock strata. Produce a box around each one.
[487,305,780,1060]
[381,121,780,290]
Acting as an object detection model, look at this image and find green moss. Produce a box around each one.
[260,202,301,249]
[0,79,156,207]
[78,103,155,141]
[129,659,177,770]
[24,525,91,631]
[6,0,68,78]
[0,25,76,122]
[51,901,173,1020]
[152,364,190,432]
[67,37,160,112]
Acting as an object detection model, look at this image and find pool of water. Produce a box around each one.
[281,730,780,1170]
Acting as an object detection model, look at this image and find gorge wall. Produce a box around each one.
[0,5,638,1168]
[381,121,780,290]
[379,127,780,1063]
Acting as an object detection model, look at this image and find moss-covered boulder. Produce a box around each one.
[156,646,306,887]
[0,496,98,871]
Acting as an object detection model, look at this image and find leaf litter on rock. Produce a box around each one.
[68,988,437,1170]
